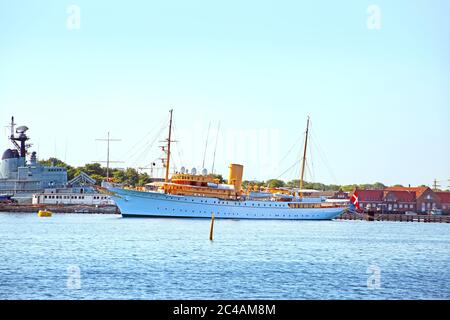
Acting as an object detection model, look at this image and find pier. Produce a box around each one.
[0,203,120,214]
[338,212,450,223]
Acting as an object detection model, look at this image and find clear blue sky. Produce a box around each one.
[1,0,449,188]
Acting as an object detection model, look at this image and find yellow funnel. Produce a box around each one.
[228,164,244,191]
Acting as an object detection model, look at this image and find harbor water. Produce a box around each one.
[0,213,449,300]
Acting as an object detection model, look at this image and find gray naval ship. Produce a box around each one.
[0,117,67,202]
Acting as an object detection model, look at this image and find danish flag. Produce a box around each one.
[350,191,360,210]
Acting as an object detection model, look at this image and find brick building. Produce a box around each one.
[383,190,416,212]
[354,190,384,211]
[385,186,441,213]
[435,192,450,214]
[353,186,448,214]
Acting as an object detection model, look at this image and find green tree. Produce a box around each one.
[266,179,285,188]
[137,172,151,186]
[38,157,70,168]
[210,174,225,184]
[81,163,105,177]
[373,182,386,189]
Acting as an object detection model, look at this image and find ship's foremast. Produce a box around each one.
[299,116,310,198]
[164,109,174,184]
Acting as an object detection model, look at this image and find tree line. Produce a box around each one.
[242,179,386,192]
[39,158,435,191]
[38,158,224,187]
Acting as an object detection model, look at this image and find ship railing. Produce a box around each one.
[288,203,348,209]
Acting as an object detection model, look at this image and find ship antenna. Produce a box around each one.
[299,116,310,198]
[202,121,211,169]
[165,109,174,183]
[10,116,15,138]
[211,121,221,174]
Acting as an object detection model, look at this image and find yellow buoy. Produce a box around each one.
[38,209,53,217]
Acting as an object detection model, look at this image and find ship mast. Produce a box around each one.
[164,109,174,183]
[299,116,310,198]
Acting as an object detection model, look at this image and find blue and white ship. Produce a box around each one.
[104,111,347,220]
[105,184,345,220]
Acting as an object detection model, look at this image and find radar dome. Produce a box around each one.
[2,149,20,160]
[16,126,29,134]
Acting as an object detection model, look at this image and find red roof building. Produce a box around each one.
[352,186,444,213]
[383,190,416,212]
[385,186,441,213]
[352,189,384,211]
[435,192,450,213]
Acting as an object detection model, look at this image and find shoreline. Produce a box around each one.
[0,203,120,214]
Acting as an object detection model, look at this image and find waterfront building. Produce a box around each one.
[385,186,441,213]
[435,192,450,214]
[353,190,385,211]
[353,186,448,214]
[32,171,114,206]
[32,189,113,206]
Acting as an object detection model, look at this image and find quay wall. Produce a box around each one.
[0,203,120,214]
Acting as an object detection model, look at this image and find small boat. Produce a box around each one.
[38,209,53,217]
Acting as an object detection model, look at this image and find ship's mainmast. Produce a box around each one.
[299,116,310,198]
[164,109,174,183]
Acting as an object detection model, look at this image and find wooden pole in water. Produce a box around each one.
[209,212,215,241]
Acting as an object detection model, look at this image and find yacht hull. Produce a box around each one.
[108,187,345,220]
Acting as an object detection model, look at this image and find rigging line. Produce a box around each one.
[211,121,221,174]
[308,120,315,182]
[309,130,339,185]
[129,124,167,168]
[139,157,161,175]
[275,132,305,179]
[202,121,211,169]
[126,120,167,167]
[275,159,299,180]
[119,114,166,161]
[305,161,313,184]
[308,134,315,183]
[279,132,304,165]
[276,146,302,181]
[170,120,184,170]
[128,111,169,164]
[129,125,166,168]
[170,121,182,160]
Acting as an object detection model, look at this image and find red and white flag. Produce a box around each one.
[350,191,360,210]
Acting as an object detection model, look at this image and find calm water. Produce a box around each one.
[0,213,449,300]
